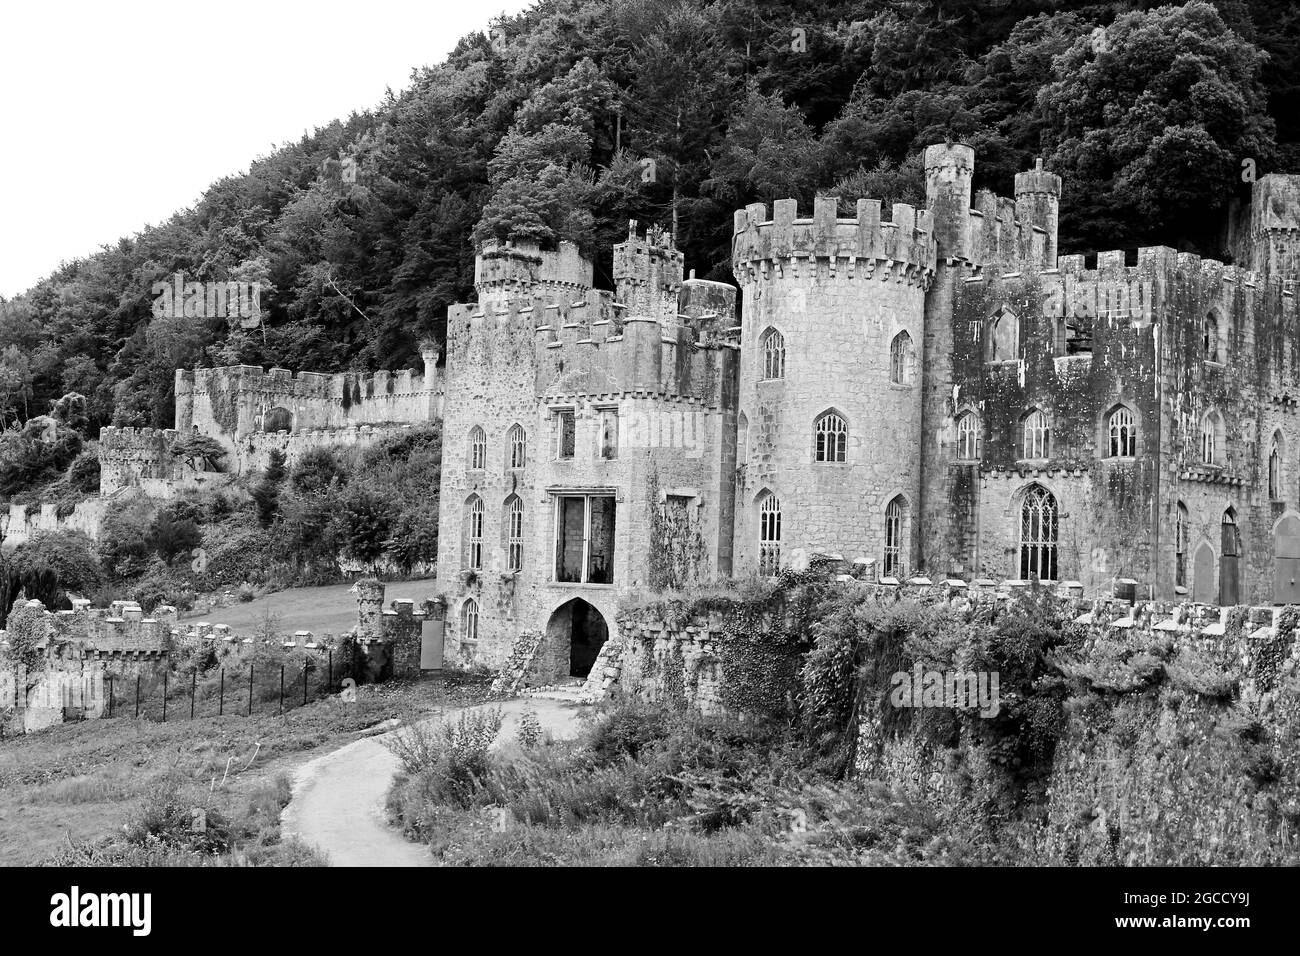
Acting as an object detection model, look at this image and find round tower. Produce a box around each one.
[731,195,936,577]
[1014,157,1062,266]
[924,143,974,261]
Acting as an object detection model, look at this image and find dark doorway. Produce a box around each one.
[1220,508,1240,606]
[1274,515,1300,604]
[545,598,609,680]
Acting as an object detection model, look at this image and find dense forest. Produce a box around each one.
[1,0,1298,449]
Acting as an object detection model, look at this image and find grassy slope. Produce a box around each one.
[0,672,487,866]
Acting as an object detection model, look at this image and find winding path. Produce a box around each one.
[281,698,586,866]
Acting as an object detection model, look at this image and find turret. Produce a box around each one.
[924,143,975,261]
[613,221,684,328]
[1248,173,1300,279]
[1015,157,1062,267]
[473,240,593,308]
[731,195,935,578]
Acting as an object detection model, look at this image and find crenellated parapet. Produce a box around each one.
[0,598,177,660]
[533,312,735,404]
[731,196,937,289]
[474,239,594,307]
[97,426,181,495]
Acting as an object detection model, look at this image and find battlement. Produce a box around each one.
[959,245,1297,330]
[1014,158,1062,198]
[98,426,180,449]
[474,239,593,305]
[613,222,684,326]
[731,196,937,281]
[1,598,176,659]
[534,313,733,403]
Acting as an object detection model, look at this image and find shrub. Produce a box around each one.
[148,512,202,565]
[290,447,347,495]
[98,498,156,580]
[8,528,103,598]
[251,450,287,527]
[330,486,393,565]
[387,707,505,807]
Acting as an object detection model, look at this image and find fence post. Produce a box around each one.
[135,674,141,719]
[162,670,168,723]
[328,650,333,694]
[279,665,285,716]
[247,663,254,717]
[303,664,308,707]
[219,668,225,717]
[190,669,197,720]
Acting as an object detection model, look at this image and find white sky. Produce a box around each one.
[0,0,536,299]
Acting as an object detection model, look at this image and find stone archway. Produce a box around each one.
[543,598,610,683]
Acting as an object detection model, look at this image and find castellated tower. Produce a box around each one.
[612,220,684,328]
[732,195,936,577]
[474,239,594,308]
[1014,158,1062,266]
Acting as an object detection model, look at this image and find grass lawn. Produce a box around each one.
[0,671,488,866]
[180,578,439,637]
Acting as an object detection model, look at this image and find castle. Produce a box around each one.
[78,142,1300,689]
[433,142,1300,684]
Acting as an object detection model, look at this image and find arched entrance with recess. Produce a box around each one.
[544,598,610,682]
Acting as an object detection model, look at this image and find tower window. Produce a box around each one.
[1175,502,1188,588]
[1203,312,1224,363]
[460,599,479,644]
[1269,431,1285,500]
[555,410,575,459]
[1107,406,1136,458]
[889,331,915,385]
[600,408,619,460]
[759,494,782,576]
[506,495,524,572]
[469,425,487,471]
[761,328,785,380]
[1021,410,1050,460]
[884,495,908,577]
[465,495,484,570]
[814,411,848,463]
[956,412,980,461]
[508,424,527,469]
[1200,411,1223,465]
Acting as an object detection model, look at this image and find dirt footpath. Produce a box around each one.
[280,698,586,866]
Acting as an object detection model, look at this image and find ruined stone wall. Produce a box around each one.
[1,498,106,548]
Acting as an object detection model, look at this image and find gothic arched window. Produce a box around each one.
[758,494,782,576]
[469,425,487,471]
[507,424,527,470]
[761,328,785,380]
[1022,410,1050,460]
[1019,485,1058,580]
[1107,406,1136,458]
[889,331,915,385]
[956,412,980,460]
[814,411,848,463]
